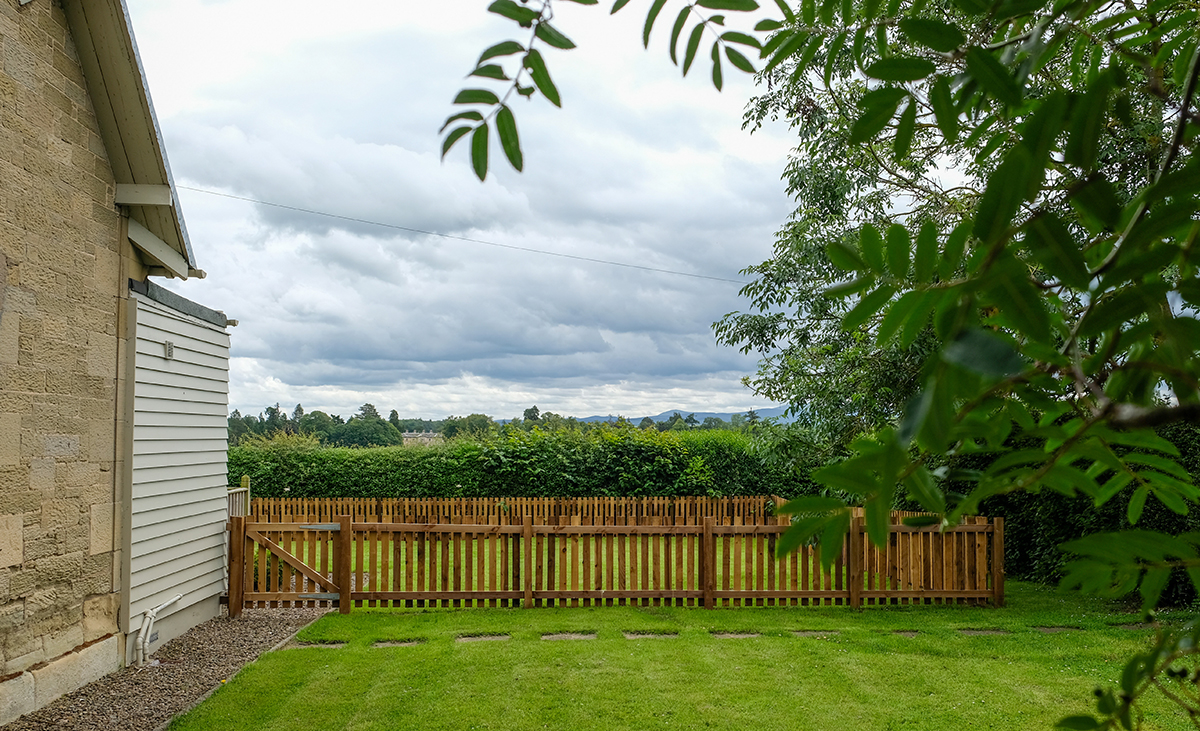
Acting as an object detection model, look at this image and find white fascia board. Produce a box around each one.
[116,184,173,207]
[128,218,188,279]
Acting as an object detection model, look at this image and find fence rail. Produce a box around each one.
[227,512,1003,614]
[248,496,779,526]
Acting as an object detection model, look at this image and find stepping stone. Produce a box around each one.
[623,632,678,639]
[1034,626,1081,634]
[456,634,510,643]
[712,632,759,639]
[793,630,840,637]
[892,631,919,638]
[284,641,345,649]
[541,633,597,641]
[958,629,1011,636]
[372,640,424,647]
[1115,623,1151,630]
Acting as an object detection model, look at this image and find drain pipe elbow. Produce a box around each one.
[136,594,183,667]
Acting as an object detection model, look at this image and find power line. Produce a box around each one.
[177,185,749,285]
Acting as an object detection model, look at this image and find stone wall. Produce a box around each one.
[0,0,148,722]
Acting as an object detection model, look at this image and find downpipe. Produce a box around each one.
[136,594,182,667]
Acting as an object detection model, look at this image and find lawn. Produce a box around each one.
[168,582,1192,730]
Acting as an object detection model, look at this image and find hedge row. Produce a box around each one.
[979,421,1200,606]
[228,427,812,499]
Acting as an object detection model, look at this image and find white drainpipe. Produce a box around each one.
[136,594,183,667]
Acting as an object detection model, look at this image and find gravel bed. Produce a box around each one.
[3,606,326,731]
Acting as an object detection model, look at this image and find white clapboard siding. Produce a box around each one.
[130,294,230,624]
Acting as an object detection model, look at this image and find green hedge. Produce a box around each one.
[228,427,812,499]
[979,421,1200,606]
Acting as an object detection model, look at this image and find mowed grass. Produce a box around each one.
[168,582,1193,731]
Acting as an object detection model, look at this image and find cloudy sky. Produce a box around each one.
[126,0,799,421]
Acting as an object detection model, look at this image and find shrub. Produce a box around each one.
[228,425,809,499]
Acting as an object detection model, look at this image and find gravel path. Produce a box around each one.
[2,607,327,731]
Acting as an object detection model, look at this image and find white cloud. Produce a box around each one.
[132,0,796,419]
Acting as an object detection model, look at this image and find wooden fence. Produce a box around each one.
[227,513,1003,615]
[248,496,779,526]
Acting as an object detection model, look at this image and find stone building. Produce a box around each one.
[1,0,231,723]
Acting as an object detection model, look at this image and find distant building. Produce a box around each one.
[402,431,442,445]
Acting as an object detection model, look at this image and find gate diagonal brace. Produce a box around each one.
[247,529,339,593]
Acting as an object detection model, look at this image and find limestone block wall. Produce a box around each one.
[0,0,148,722]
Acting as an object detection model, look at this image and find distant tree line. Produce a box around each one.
[228,403,765,447]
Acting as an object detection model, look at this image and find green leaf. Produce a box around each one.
[765,31,810,72]
[843,285,896,330]
[822,31,847,87]
[942,328,1025,377]
[864,57,937,81]
[470,64,510,80]
[899,387,932,444]
[696,0,760,9]
[859,224,886,274]
[725,45,755,73]
[886,224,910,279]
[524,50,562,107]
[611,0,633,11]
[643,0,670,47]
[470,123,489,181]
[905,466,946,513]
[536,22,577,49]
[973,146,1032,244]
[826,276,874,298]
[930,76,959,143]
[894,100,917,159]
[720,31,761,49]
[669,6,690,65]
[684,22,706,75]
[914,220,937,283]
[478,41,525,65]
[827,241,867,271]
[1065,74,1113,170]
[876,290,925,343]
[489,0,540,26]
[898,18,965,52]
[965,47,1023,107]
[938,223,970,280]
[778,496,848,514]
[1023,212,1090,289]
[439,110,484,134]
[454,89,501,106]
[850,90,907,144]
[1128,485,1149,524]
[984,253,1052,343]
[773,0,796,21]
[1055,716,1101,730]
[755,18,783,30]
[441,125,473,159]
[495,105,523,172]
[865,494,889,546]
[711,41,724,90]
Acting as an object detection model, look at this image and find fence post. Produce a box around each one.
[848,514,863,609]
[992,517,1005,607]
[702,517,715,609]
[337,514,353,614]
[228,515,245,619]
[240,475,251,516]
[523,515,534,607]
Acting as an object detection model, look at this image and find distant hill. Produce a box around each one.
[577,406,793,424]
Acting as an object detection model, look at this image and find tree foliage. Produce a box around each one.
[447,0,1200,725]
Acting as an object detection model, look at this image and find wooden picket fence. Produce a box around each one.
[248,496,778,526]
[226,511,1004,615]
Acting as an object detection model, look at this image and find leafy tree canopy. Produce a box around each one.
[445,0,1200,725]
